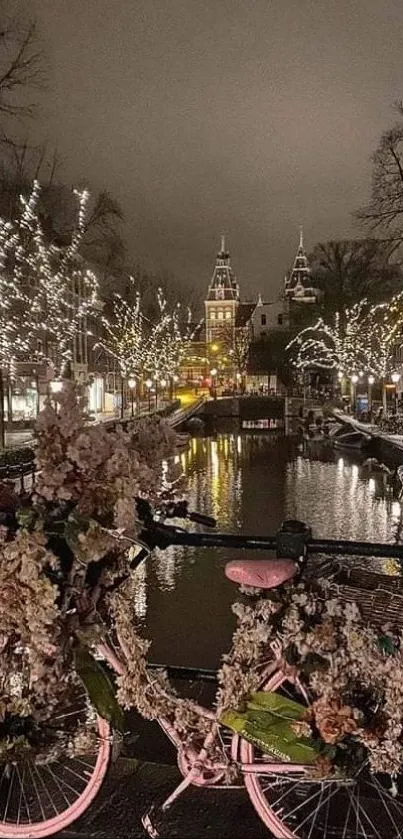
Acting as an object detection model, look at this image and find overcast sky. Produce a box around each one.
[32,0,403,301]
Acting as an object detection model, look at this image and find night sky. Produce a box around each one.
[32,0,403,301]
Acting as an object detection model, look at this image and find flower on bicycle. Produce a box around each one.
[310,696,358,744]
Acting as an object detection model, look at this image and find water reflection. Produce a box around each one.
[139,434,403,668]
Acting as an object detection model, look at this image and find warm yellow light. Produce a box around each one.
[50,380,63,393]
[128,378,136,389]
[211,343,219,352]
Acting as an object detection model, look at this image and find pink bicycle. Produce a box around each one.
[2,512,403,838]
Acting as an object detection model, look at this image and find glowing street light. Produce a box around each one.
[145,378,153,412]
[128,377,136,418]
[367,374,375,412]
[49,380,63,394]
[391,371,400,412]
[350,374,358,414]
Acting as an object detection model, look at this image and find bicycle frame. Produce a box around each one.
[99,521,403,837]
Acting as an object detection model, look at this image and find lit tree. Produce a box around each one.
[142,291,192,401]
[286,300,369,377]
[0,181,99,374]
[23,184,99,373]
[358,291,403,407]
[96,281,145,378]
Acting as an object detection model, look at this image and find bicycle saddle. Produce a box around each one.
[225,558,297,589]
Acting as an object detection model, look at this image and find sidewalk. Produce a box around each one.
[58,758,269,839]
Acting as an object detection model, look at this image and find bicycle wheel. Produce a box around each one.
[0,689,111,838]
[240,670,403,839]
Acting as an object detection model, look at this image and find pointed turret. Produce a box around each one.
[284,228,317,302]
[206,236,239,302]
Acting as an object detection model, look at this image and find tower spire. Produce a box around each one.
[299,226,304,250]
[220,233,226,254]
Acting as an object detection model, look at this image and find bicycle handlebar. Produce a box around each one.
[134,500,403,561]
[138,519,403,560]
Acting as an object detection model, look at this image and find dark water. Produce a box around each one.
[133,433,403,671]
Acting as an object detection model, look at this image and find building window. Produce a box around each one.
[225,309,231,319]
[217,310,224,320]
[210,310,216,320]
[277,314,283,326]
[261,314,266,326]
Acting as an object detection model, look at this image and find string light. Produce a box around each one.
[287,291,403,382]
[0,181,99,375]
[97,283,192,384]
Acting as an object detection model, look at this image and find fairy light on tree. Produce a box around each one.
[286,301,370,380]
[0,181,99,380]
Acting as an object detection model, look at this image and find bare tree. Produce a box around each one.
[0,3,46,136]
[356,105,403,254]
[310,239,402,318]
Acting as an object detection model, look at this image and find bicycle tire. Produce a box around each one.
[240,669,403,839]
[0,714,111,838]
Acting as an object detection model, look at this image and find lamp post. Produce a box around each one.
[128,377,136,418]
[145,378,153,413]
[391,371,400,413]
[350,374,358,414]
[368,375,375,414]
[210,368,217,399]
[173,373,179,401]
[160,378,167,406]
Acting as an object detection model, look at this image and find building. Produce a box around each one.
[284,228,319,303]
[251,295,289,340]
[205,235,240,345]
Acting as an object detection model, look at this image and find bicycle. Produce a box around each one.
[3,507,403,838]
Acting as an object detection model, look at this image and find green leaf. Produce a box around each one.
[75,645,125,733]
[17,507,37,528]
[377,634,395,656]
[247,691,307,720]
[221,692,319,765]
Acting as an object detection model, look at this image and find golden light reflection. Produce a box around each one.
[392,501,401,517]
[132,563,147,619]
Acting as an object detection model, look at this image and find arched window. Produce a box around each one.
[217,309,224,320]
[210,310,216,320]
[225,309,232,319]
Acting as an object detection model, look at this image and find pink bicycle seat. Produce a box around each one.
[225,558,298,589]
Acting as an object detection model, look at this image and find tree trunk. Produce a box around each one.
[0,370,5,449]
[382,382,387,412]
[120,377,124,419]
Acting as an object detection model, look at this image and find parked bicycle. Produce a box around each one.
[2,504,403,838]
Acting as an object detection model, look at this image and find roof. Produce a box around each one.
[284,227,315,297]
[235,302,256,327]
[206,236,239,302]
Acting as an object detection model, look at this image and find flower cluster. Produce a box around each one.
[276,583,403,775]
[0,380,181,764]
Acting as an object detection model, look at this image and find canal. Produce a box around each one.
[133,432,403,671]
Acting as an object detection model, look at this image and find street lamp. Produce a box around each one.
[145,378,153,412]
[172,373,179,400]
[210,367,217,399]
[368,374,375,413]
[128,377,136,418]
[49,380,63,394]
[391,371,400,413]
[350,374,358,414]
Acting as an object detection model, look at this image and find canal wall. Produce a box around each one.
[333,411,403,466]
